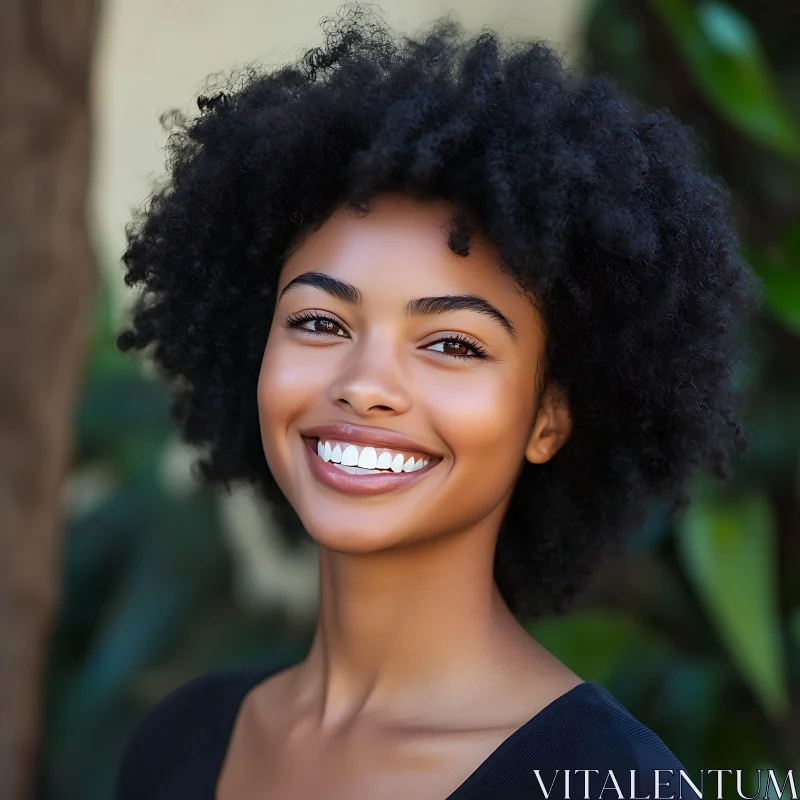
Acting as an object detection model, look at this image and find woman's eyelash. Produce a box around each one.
[284,312,488,360]
[285,310,347,336]
[427,333,488,360]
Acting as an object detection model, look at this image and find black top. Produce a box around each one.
[115,664,687,799]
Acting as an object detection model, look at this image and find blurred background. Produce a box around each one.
[1,1,798,798]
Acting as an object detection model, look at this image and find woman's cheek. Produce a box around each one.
[259,339,325,410]
[437,377,518,445]
[257,345,308,453]
[431,375,536,490]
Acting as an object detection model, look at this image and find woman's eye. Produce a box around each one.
[306,317,346,336]
[426,338,487,359]
[287,314,348,337]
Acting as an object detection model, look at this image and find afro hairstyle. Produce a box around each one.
[117,3,761,619]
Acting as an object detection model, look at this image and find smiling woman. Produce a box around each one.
[113,3,759,798]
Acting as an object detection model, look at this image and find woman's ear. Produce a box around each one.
[524,383,572,465]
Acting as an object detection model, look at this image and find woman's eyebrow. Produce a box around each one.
[280,271,361,305]
[406,296,517,340]
[279,271,517,340]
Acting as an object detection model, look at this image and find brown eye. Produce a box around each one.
[313,318,342,335]
[285,312,349,338]
[440,340,470,356]
[426,336,487,360]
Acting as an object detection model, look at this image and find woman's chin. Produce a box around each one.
[301,518,412,554]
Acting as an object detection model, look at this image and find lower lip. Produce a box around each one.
[302,437,439,496]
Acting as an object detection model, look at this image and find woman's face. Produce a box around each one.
[257,193,571,553]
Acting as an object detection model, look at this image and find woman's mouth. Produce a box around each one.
[302,436,440,495]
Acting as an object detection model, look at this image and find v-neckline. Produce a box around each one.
[214,664,601,800]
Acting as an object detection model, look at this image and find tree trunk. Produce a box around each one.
[0,3,99,798]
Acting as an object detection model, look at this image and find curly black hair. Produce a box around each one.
[117,3,761,619]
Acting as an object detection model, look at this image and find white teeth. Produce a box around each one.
[332,463,354,473]
[341,445,360,466]
[332,463,421,476]
[357,446,378,469]
[315,438,432,475]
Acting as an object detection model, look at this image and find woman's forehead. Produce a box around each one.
[280,194,517,300]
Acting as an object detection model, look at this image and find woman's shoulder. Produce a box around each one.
[114,666,283,800]
[482,681,687,799]
[528,680,685,764]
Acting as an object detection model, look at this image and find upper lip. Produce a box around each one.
[301,422,443,458]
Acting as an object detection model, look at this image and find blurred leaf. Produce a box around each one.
[734,394,800,484]
[780,223,800,262]
[746,224,800,334]
[53,490,226,739]
[676,485,788,718]
[75,372,172,454]
[649,0,800,161]
[747,257,800,335]
[58,488,144,632]
[527,610,663,685]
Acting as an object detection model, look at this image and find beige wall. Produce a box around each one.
[90,0,589,300]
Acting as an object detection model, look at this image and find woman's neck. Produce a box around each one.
[290,519,543,730]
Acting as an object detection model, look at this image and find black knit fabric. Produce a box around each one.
[115,664,686,799]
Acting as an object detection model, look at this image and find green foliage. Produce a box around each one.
[649,0,800,161]
[527,610,670,686]
[676,482,787,718]
[746,223,800,335]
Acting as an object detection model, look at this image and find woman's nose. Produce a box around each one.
[326,338,412,417]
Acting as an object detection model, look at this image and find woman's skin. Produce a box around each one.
[217,192,581,799]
